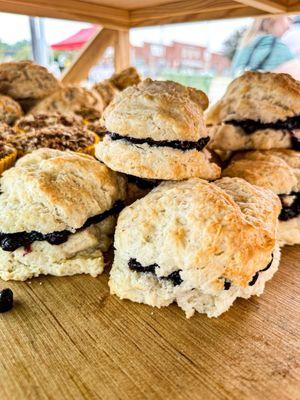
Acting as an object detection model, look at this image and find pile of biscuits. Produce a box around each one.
[0,61,297,319]
[0,61,140,166]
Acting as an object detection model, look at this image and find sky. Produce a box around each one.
[0,12,251,52]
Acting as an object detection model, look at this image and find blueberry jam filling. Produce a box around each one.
[106,131,210,152]
[278,192,300,221]
[248,254,273,286]
[127,174,160,190]
[225,116,300,150]
[223,279,232,290]
[128,258,183,286]
[0,200,124,252]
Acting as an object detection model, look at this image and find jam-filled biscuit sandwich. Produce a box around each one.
[95,79,220,181]
[223,150,300,246]
[206,72,300,152]
[109,178,280,318]
[0,148,126,281]
[0,61,60,112]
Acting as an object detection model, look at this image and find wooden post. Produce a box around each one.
[61,28,115,84]
[114,29,130,73]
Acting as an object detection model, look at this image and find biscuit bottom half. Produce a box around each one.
[0,217,115,281]
[109,244,281,318]
[279,217,300,246]
[95,135,220,180]
[208,124,293,151]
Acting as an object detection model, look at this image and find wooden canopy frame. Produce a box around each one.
[1,0,299,82]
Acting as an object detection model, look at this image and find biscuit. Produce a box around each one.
[0,61,60,107]
[109,67,141,91]
[96,79,219,180]
[14,112,83,133]
[109,178,280,318]
[32,85,104,121]
[206,72,300,151]
[0,95,23,125]
[223,150,300,246]
[0,149,126,280]
[93,80,118,108]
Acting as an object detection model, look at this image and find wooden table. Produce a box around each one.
[0,246,299,400]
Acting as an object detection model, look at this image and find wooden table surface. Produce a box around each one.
[0,246,299,400]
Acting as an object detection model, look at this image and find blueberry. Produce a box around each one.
[45,231,70,245]
[224,279,232,290]
[0,288,13,313]
[248,272,259,286]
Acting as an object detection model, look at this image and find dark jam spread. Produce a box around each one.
[0,200,124,252]
[225,116,300,150]
[248,254,273,286]
[128,258,183,286]
[279,192,300,221]
[106,131,210,152]
[127,174,160,190]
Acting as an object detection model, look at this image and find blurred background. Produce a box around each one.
[1,12,300,103]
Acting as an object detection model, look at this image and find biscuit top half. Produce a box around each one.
[115,177,280,287]
[0,149,126,234]
[0,60,60,101]
[32,85,104,119]
[223,150,300,195]
[102,78,209,141]
[206,72,300,125]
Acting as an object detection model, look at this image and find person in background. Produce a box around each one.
[283,16,300,59]
[231,16,300,80]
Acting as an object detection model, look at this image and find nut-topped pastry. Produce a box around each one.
[109,178,281,318]
[0,95,23,125]
[223,150,300,246]
[206,72,300,151]
[96,79,220,180]
[7,125,98,157]
[0,149,126,281]
[109,67,141,91]
[0,61,60,111]
[32,85,104,121]
[0,142,17,174]
[14,112,83,133]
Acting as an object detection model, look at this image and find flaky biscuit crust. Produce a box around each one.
[32,85,104,119]
[93,80,118,108]
[111,178,280,288]
[0,148,126,233]
[0,95,23,125]
[0,61,60,101]
[206,71,300,125]
[223,150,300,195]
[95,136,220,180]
[109,67,141,91]
[208,124,292,151]
[102,78,209,141]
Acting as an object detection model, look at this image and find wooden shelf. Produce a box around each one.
[0,245,299,399]
[0,0,298,27]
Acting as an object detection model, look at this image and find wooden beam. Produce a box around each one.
[131,0,244,24]
[61,28,115,85]
[287,2,300,12]
[233,0,286,13]
[130,4,268,27]
[114,30,130,73]
[0,0,129,29]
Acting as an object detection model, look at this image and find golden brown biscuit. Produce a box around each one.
[93,79,118,108]
[0,61,59,107]
[0,148,126,280]
[96,79,219,180]
[0,95,23,125]
[32,85,103,121]
[206,72,300,151]
[109,67,141,91]
[223,150,300,246]
[109,178,280,318]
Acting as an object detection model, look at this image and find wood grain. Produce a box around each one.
[0,246,299,400]
[114,30,130,73]
[233,0,286,12]
[61,28,115,85]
